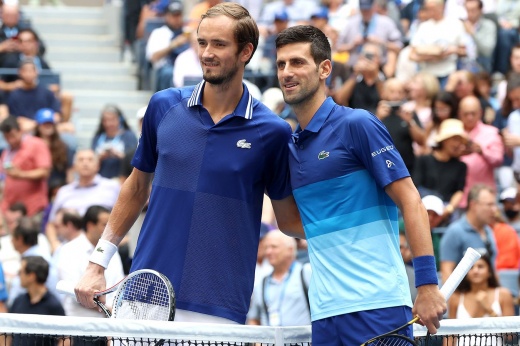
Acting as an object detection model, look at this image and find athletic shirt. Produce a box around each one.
[130,82,293,324]
[456,289,502,346]
[288,97,412,321]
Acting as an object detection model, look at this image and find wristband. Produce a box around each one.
[412,255,438,288]
[89,239,118,269]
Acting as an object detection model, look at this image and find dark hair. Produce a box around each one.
[18,28,40,44]
[465,0,483,9]
[199,2,259,65]
[61,210,83,230]
[82,205,110,230]
[94,104,131,137]
[431,91,458,126]
[18,58,37,70]
[276,25,332,65]
[456,254,499,293]
[35,122,69,173]
[9,202,27,216]
[0,116,20,133]
[13,217,39,247]
[501,72,520,116]
[22,256,49,284]
[467,183,495,208]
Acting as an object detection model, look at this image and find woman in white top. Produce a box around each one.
[447,255,515,346]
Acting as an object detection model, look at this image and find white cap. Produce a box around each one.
[261,88,284,113]
[422,195,444,216]
[500,187,517,202]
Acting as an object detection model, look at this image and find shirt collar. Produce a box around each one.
[295,97,336,135]
[187,80,254,120]
[72,174,102,189]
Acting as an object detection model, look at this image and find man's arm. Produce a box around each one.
[385,177,446,334]
[75,168,153,309]
[271,195,305,239]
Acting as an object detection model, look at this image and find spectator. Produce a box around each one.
[323,0,355,34]
[409,0,466,88]
[309,7,338,51]
[501,74,520,184]
[247,230,311,326]
[496,45,520,105]
[145,0,189,91]
[8,217,57,308]
[425,91,458,152]
[459,96,504,208]
[45,149,120,231]
[475,71,500,112]
[448,255,514,322]
[258,0,319,30]
[376,78,426,174]
[493,0,520,74]
[0,4,31,56]
[498,187,520,236]
[421,195,445,269]
[91,105,138,179]
[9,255,64,315]
[336,0,402,78]
[0,261,7,312]
[56,205,124,317]
[6,60,61,132]
[440,184,499,284]
[8,256,64,346]
[404,72,439,130]
[334,42,384,113]
[490,212,520,271]
[187,0,223,31]
[413,119,468,218]
[172,31,201,88]
[119,106,146,184]
[254,223,273,288]
[34,108,74,188]
[48,208,82,260]
[462,0,497,73]
[0,116,51,217]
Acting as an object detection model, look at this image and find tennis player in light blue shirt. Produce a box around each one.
[275,25,446,346]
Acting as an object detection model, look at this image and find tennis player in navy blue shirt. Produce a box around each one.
[74,3,303,324]
[275,25,446,345]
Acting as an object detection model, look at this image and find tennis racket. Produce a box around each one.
[360,247,482,346]
[56,269,176,321]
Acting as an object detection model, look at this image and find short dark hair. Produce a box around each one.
[0,116,20,133]
[13,217,39,247]
[18,27,40,43]
[275,25,331,66]
[83,205,110,230]
[200,2,259,65]
[62,210,83,230]
[465,0,483,9]
[9,202,27,216]
[22,256,49,284]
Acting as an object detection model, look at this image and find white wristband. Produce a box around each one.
[89,239,118,269]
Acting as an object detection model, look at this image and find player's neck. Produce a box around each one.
[203,78,244,123]
[293,92,328,130]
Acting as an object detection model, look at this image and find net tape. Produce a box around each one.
[1,314,520,346]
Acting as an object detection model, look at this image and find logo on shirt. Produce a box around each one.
[236,139,251,149]
[318,150,329,160]
[386,160,395,168]
[371,145,395,157]
[96,247,104,253]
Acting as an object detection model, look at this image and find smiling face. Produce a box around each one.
[197,15,250,86]
[276,42,323,106]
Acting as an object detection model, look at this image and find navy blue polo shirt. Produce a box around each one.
[131,81,293,323]
[288,97,412,320]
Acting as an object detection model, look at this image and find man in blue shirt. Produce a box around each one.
[74,3,303,324]
[275,25,445,345]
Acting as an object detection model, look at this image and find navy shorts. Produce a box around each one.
[312,306,413,346]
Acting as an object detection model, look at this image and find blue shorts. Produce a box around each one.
[312,306,413,346]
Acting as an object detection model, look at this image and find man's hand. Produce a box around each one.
[413,284,446,334]
[75,262,107,310]
[376,101,391,120]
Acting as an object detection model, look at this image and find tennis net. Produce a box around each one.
[1,314,520,345]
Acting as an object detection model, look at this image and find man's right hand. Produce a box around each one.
[75,262,107,310]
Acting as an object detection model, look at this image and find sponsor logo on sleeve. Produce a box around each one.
[371,145,395,157]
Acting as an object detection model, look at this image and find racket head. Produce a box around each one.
[111,269,175,321]
[362,334,418,346]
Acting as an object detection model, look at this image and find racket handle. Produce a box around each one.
[439,247,481,300]
[56,280,77,300]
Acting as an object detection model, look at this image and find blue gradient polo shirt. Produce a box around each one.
[131,81,293,323]
[289,97,413,321]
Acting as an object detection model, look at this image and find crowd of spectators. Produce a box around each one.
[0,0,518,326]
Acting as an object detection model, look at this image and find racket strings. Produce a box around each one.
[367,335,417,346]
[114,272,172,320]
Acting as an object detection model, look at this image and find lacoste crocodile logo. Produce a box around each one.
[96,247,104,253]
[318,151,329,160]
[236,139,251,149]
